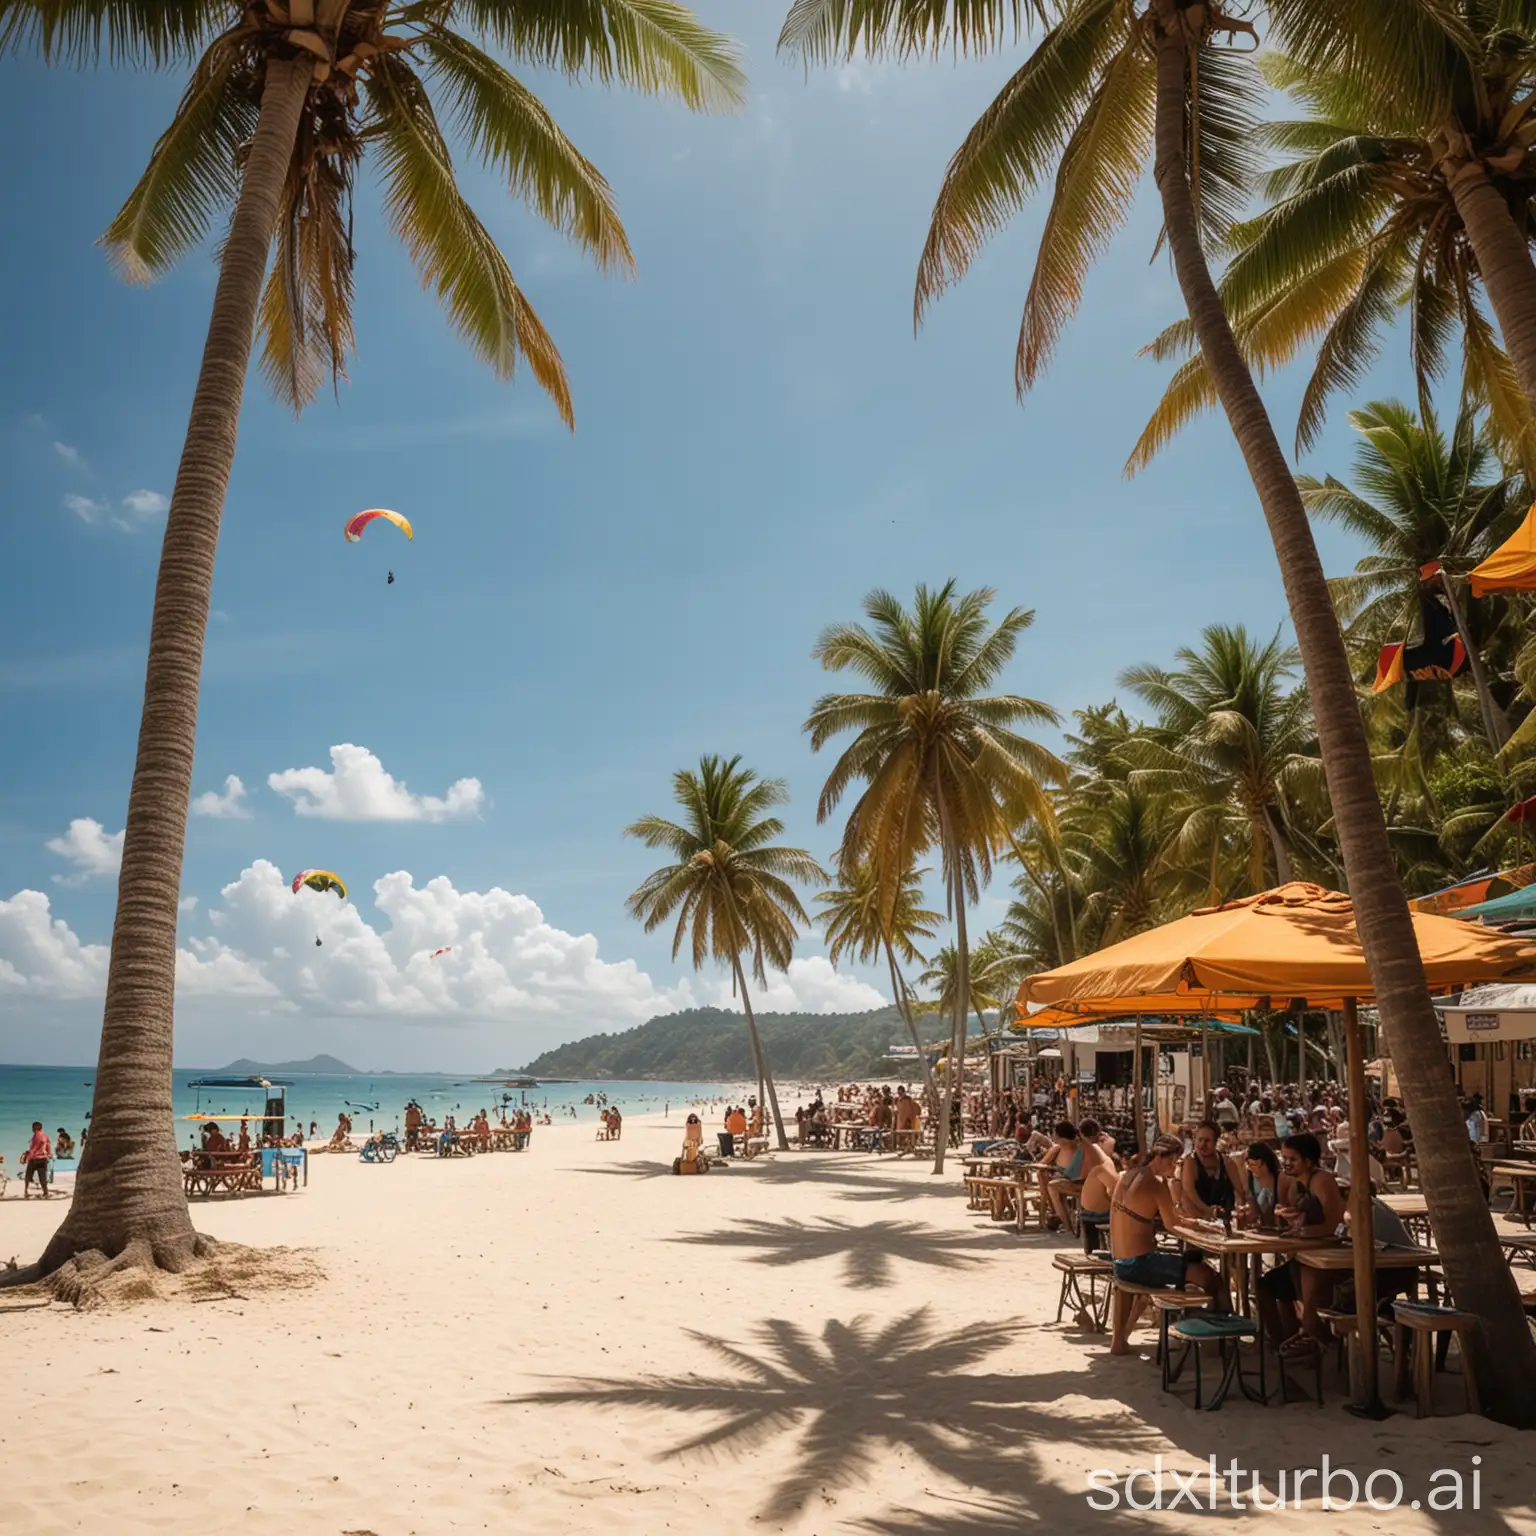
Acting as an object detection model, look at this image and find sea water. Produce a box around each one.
[0,1065,733,1173]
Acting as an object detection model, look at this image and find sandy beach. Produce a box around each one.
[4,1115,1534,1534]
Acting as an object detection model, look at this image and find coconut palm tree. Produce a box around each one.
[816,859,943,1109]
[626,755,826,1152]
[1130,47,1536,478]
[1297,399,1522,748]
[1259,2,1536,415]
[0,0,742,1294]
[917,942,1003,1040]
[1121,624,1316,885]
[779,0,1536,1416]
[805,582,1065,1172]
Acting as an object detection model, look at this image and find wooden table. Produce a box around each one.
[1499,1232,1536,1269]
[1168,1222,1335,1317]
[1380,1193,1432,1245]
[1294,1244,1437,1274]
[1492,1164,1536,1225]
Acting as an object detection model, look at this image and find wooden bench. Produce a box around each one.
[1052,1253,1112,1331]
[183,1158,262,1198]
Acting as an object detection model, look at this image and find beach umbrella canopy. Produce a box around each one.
[1019,882,1536,1014]
[1469,504,1536,597]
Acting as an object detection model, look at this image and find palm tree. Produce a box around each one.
[1259,4,1536,416]
[1130,48,1536,478]
[1297,399,1521,748]
[804,582,1065,1172]
[780,0,1536,1415]
[1121,624,1315,885]
[916,942,1002,1040]
[816,859,943,1109]
[0,0,743,1292]
[626,755,827,1152]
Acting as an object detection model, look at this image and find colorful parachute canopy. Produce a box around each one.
[432,946,453,959]
[292,869,347,901]
[344,508,413,544]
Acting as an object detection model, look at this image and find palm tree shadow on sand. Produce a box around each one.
[670,1216,1007,1289]
[506,1306,1156,1524]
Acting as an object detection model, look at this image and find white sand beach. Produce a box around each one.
[4,1115,1534,1535]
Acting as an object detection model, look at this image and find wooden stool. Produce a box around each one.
[1053,1253,1112,1331]
[1109,1281,1211,1371]
[1391,1302,1481,1418]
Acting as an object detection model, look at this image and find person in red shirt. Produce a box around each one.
[22,1122,51,1199]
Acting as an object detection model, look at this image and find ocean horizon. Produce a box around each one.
[0,1065,739,1170]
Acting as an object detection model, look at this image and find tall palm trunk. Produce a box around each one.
[1443,157,1536,412]
[1437,570,1510,749]
[1261,805,1295,884]
[730,955,789,1151]
[931,855,970,1176]
[885,940,940,1113]
[11,58,313,1292]
[1151,2,1535,1422]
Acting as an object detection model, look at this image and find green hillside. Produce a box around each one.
[519,1005,962,1082]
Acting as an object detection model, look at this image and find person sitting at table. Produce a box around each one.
[1077,1146,1120,1257]
[201,1120,230,1155]
[1108,1135,1224,1355]
[893,1087,922,1153]
[54,1127,76,1160]
[236,1118,252,1155]
[1178,1121,1240,1222]
[1257,1132,1346,1357]
[1239,1141,1287,1227]
[1079,1117,1117,1163]
[1020,1118,1052,1160]
[1037,1121,1093,1232]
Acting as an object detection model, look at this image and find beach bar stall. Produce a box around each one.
[1440,989,1536,1137]
[182,1077,308,1192]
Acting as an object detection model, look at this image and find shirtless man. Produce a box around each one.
[892,1087,922,1154]
[1076,1143,1121,1256]
[1108,1134,1223,1354]
[1038,1121,1113,1232]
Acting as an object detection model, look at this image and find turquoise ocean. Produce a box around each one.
[0,1066,731,1169]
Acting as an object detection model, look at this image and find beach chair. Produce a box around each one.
[673,1141,711,1175]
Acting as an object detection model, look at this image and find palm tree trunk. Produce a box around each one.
[8,57,313,1295]
[1443,157,1536,413]
[1438,570,1510,749]
[1262,805,1295,884]
[731,955,789,1151]
[886,941,939,1113]
[1151,5,1536,1423]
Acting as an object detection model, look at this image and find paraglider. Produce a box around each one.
[387,571,395,585]
[292,869,347,901]
[344,508,413,544]
[315,936,323,947]
[432,946,453,959]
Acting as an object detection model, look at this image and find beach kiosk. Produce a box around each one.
[181,1076,308,1193]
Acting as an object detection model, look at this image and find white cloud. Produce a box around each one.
[122,488,169,516]
[0,890,110,997]
[191,774,252,820]
[0,863,887,1066]
[53,440,83,468]
[706,955,887,1015]
[46,818,124,885]
[268,744,484,822]
[836,63,874,94]
[64,493,107,523]
[184,860,691,1022]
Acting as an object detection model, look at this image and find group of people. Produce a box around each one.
[717,1100,764,1157]
[597,1106,623,1140]
[1005,1100,1422,1359]
[792,1086,925,1152]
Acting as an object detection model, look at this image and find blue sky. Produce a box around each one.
[0,7,1411,1070]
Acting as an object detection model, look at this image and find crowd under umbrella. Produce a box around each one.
[1017,881,1536,1416]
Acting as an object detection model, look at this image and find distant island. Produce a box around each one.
[211,1054,363,1076]
[517,1005,967,1082]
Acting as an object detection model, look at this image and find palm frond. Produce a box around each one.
[0,0,223,65]
[366,54,573,425]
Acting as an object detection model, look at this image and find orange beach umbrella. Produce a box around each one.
[1469,504,1536,597]
[1020,882,1536,1014]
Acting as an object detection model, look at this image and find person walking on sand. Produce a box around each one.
[22,1122,51,1199]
